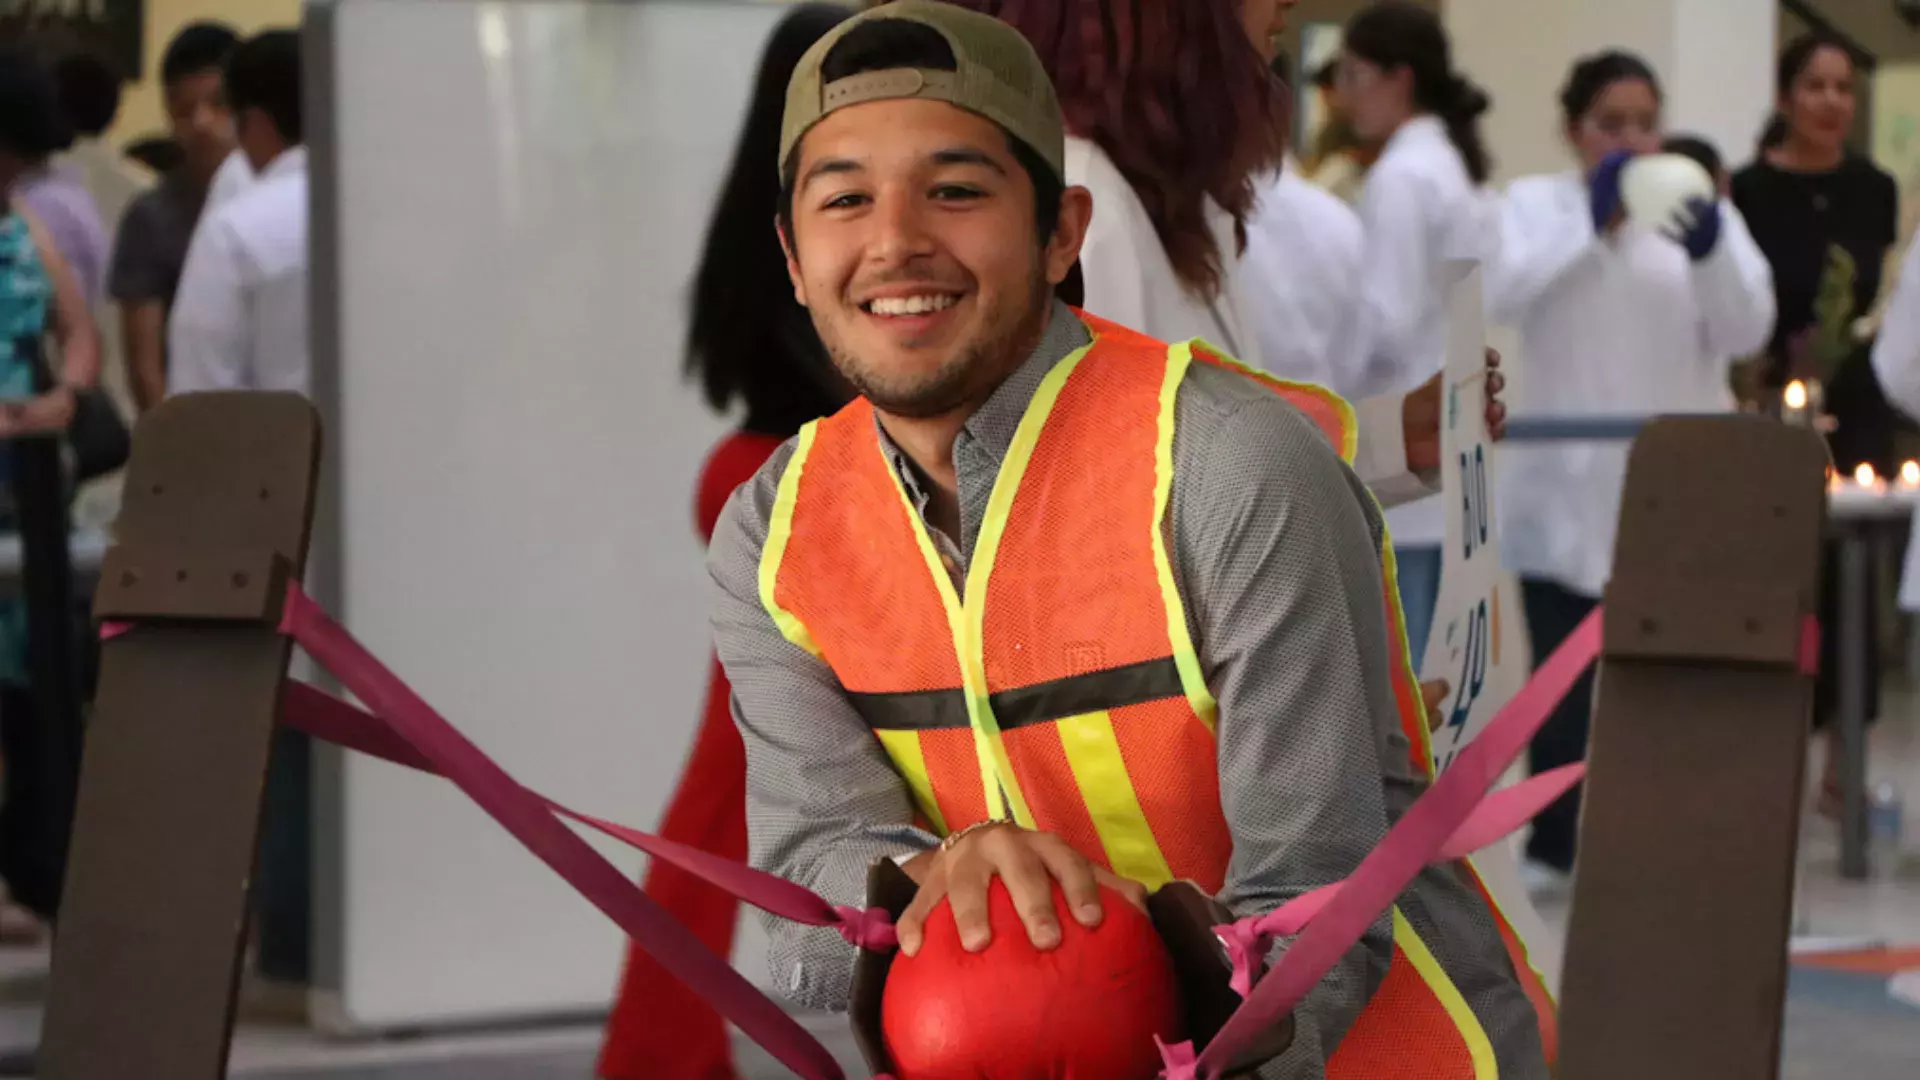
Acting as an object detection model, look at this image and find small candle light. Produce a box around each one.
[1855,462,1879,488]
[1782,379,1810,426]
[1902,461,1920,489]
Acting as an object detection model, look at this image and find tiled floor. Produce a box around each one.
[3,698,1917,1078]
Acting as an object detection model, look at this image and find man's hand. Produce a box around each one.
[1421,678,1451,732]
[895,823,1148,957]
[1402,348,1506,474]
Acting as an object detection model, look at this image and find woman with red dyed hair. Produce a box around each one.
[941,0,1477,529]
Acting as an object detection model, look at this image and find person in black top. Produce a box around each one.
[1731,31,1900,810]
[1733,31,1900,472]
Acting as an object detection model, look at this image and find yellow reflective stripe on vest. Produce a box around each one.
[1393,908,1499,1080]
[1191,338,1361,465]
[875,433,1014,823]
[759,423,823,658]
[875,728,949,837]
[1053,711,1176,888]
[1153,344,1218,734]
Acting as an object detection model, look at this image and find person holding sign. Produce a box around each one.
[714,2,1546,1075]
[1485,50,1773,876]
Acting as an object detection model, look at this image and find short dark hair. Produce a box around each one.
[53,48,123,137]
[124,135,185,174]
[1559,50,1660,125]
[1662,133,1723,181]
[776,18,1064,246]
[0,46,72,161]
[226,29,302,145]
[162,21,240,86]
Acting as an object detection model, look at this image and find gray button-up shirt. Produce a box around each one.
[708,301,1544,1077]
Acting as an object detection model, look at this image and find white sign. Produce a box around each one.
[1421,263,1526,769]
[1417,264,1557,980]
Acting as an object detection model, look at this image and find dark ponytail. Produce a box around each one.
[1345,1,1493,184]
[1758,30,1855,153]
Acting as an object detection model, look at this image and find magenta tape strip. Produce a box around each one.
[1169,609,1606,1080]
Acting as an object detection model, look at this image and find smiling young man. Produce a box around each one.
[708,3,1547,1076]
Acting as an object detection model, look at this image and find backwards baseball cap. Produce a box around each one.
[778,0,1066,185]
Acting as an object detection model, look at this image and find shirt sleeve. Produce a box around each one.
[107,198,165,304]
[1690,199,1777,362]
[708,450,939,1012]
[166,211,251,394]
[1482,176,1600,327]
[1873,240,1920,420]
[1351,391,1437,510]
[1074,171,1154,332]
[1351,164,1435,399]
[1171,380,1403,1074]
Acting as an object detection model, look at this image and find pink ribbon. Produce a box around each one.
[1165,609,1606,1079]
[1215,763,1588,998]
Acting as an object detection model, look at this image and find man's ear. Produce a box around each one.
[1045,185,1094,289]
[776,215,808,307]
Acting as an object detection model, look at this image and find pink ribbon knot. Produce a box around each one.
[834,905,898,951]
[1215,917,1271,1000]
[1157,1035,1200,1080]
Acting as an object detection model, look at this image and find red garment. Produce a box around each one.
[598,431,785,1080]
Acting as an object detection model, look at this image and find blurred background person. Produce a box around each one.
[0,43,102,931]
[1304,56,1375,204]
[1486,50,1773,881]
[1732,32,1899,814]
[9,53,106,307]
[1245,51,1365,399]
[108,21,239,413]
[166,29,306,397]
[1337,0,1496,661]
[1662,132,1731,198]
[596,6,854,1079]
[51,46,148,261]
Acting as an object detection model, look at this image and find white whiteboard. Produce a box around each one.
[311,0,792,1029]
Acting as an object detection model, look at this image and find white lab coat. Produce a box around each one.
[1351,116,1497,545]
[1074,137,1427,503]
[1486,170,1775,598]
[1870,240,1920,610]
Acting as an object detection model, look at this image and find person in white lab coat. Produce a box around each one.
[1872,240,1920,615]
[168,30,307,398]
[1335,0,1497,661]
[1485,50,1774,873]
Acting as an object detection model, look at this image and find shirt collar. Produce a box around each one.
[1385,114,1449,157]
[872,297,1092,491]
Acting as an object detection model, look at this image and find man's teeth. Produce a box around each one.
[868,294,958,316]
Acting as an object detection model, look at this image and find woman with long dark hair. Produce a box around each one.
[1732,33,1899,812]
[1487,50,1773,877]
[1335,0,1496,662]
[595,7,852,1078]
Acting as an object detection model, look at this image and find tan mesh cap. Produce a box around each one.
[778,0,1066,184]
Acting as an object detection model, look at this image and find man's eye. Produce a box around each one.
[932,185,985,201]
[822,192,869,210]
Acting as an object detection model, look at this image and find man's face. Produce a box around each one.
[163,69,235,179]
[782,98,1086,420]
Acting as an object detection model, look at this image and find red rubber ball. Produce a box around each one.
[882,879,1184,1080]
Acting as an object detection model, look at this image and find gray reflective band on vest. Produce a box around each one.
[847,656,1187,732]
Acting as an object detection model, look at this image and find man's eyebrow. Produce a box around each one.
[799,156,864,190]
[930,147,1008,175]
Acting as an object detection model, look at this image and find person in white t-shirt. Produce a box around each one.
[168,30,305,397]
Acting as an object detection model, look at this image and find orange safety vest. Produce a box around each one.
[760,311,1553,1076]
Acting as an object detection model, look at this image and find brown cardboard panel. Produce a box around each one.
[41,393,320,1080]
[93,545,290,623]
[1558,416,1827,1080]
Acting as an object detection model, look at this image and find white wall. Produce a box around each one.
[312,0,790,1029]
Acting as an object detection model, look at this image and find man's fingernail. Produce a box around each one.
[961,929,988,952]
[1032,921,1060,948]
[1077,903,1103,924]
